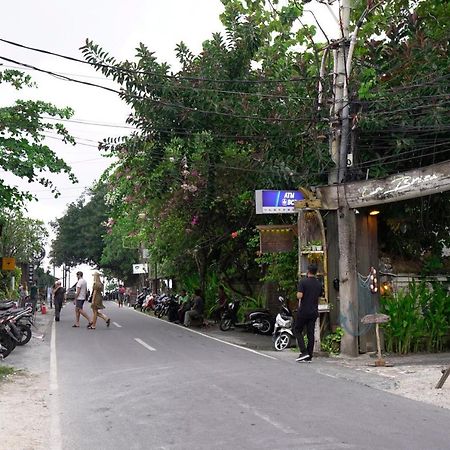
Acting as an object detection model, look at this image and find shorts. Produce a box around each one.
[76,299,85,309]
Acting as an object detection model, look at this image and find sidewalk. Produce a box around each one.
[202,322,450,410]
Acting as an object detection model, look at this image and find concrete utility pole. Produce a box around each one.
[330,0,359,355]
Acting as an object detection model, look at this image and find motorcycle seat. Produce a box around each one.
[0,302,15,310]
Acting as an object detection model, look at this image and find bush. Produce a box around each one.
[381,281,450,354]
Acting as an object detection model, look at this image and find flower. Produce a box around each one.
[231,231,239,239]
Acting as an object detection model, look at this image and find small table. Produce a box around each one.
[361,313,391,367]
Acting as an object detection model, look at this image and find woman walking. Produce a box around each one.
[88,273,110,329]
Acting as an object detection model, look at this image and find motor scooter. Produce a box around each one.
[135,287,150,310]
[220,299,273,335]
[272,296,295,351]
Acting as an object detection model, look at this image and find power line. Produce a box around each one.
[0,37,319,84]
[0,56,318,124]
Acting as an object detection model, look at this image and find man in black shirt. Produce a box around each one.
[295,264,322,362]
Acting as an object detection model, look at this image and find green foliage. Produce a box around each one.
[378,194,450,268]
[78,0,330,292]
[0,210,47,263]
[50,183,110,267]
[351,0,450,178]
[256,249,298,299]
[0,366,15,380]
[321,327,344,355]
[0,70,77,208]
[0,267,21,300]
[381,281,450,354]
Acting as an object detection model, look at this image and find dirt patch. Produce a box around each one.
[0,369,50,449]
[334,353,450,409]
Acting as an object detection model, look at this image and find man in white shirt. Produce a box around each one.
[72,271,92,328]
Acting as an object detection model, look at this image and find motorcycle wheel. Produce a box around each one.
[220,318,232,331]
[274,332,291,351]
[16,324,32,346]
[0,333,15,358]
[259,318,272,335]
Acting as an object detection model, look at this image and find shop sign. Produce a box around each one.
[255,190,304,214]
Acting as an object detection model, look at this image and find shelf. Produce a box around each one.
[300,272,325,276]
[301,250,324,255]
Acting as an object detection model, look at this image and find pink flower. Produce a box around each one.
[231,231,238,239]
[191,215,199,226]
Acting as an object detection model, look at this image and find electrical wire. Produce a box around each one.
[0,56,319,124]
[0,37,319,84]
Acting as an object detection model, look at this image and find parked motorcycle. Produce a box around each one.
[0,306,33,348]
[135,287,150,311]
[272,296,295,351]
[220,299,273,335]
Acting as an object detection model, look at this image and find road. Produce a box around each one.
[49,302,450,450]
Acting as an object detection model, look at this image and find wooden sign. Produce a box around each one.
[315,161,450,209]
[256,225,296,253]
[1,257,16,271]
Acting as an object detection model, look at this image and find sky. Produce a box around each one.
[1,0,339,288]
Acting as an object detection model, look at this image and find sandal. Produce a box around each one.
[72,324,80,328]
[106,318,111,327]
[87,325,96,330]
[87,322,93,328]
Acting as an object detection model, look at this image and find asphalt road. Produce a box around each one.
[51,302,450,450]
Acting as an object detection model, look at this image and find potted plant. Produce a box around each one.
[311,240,322,251]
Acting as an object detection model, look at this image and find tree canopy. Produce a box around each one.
[50,0,449,292]
[0,69,77,208]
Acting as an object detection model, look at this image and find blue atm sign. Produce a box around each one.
[255,190,304,214]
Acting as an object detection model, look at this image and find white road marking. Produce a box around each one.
[133,309,276,360]
[113,322,122,328]
[49,320,62,450]
[134,338,156,351]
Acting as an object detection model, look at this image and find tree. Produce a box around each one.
[0,69,77,208]
[79,0,327,293]
[350,0,449,178]
[0,209,47,263]
[50,183,109,267]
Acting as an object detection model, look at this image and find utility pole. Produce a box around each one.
[330,0,359,355]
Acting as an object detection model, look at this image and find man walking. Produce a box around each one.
[295,264,322,362]
[53,281,65,322]
[72,271,92,327]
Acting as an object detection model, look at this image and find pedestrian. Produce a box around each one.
[295,263,322,362]
[184,288,204,327]
[88,273,110,330]
[18,284,28,308]
[30,281,38,314]
[53,281,65,322]
[72,271,92,328]
[118,285,125,307]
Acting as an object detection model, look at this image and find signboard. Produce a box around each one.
[1,257,16,271]
[256,225,296,253]
[132,263,148,274]
[28,264,34,283]
[255,190,304,214]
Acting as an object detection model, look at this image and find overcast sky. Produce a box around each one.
[1,0,339,286]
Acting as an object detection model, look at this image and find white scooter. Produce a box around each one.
[272,296,295,351]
